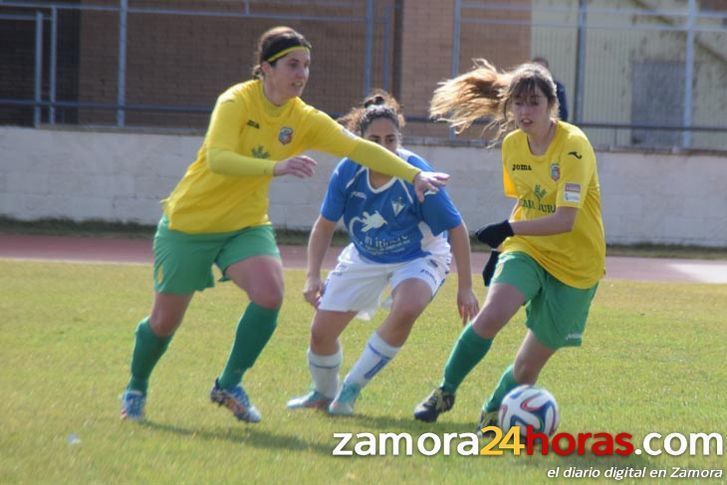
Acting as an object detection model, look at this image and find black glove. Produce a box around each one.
[475,220,514,248]
[482,250,500,287]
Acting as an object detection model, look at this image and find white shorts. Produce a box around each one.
[318,244,451,321]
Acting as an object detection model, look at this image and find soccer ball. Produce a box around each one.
[498,385,559,437]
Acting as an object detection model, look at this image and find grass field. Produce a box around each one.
[1,259,725,484]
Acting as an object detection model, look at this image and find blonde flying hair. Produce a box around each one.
[430,59,559,143]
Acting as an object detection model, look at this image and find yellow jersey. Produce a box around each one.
[500,121,605,288]
[163,80,419,233]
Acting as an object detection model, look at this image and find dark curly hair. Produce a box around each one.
[338,89,406,136]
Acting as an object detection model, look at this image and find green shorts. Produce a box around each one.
[152,217,281,294]
[491,251,598,349]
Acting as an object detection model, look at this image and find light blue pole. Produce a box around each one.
[574,0,587,124]
[382,3,391,92]
[50,6,58,124]
[34,10,43,127]
[682,0,696,148]
[364,0,374,96]
[449,0,462,141]
[117,0,128,127]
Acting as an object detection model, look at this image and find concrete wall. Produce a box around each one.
[1,127,726,247]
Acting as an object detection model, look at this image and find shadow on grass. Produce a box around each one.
[137,413,482,457]
[140,419,332,456]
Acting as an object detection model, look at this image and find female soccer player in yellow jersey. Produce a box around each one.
[120,26,449,423]
[413,59,605,431]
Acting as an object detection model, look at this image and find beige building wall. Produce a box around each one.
[533,0,727,149]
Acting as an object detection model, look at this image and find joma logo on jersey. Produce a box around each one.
[247,119,260,129]
[278,127,294,145]
[512,164,532,171]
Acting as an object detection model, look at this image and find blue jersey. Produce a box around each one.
[321,148,462,264]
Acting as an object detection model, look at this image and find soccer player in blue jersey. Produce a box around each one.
[287,91,479,416]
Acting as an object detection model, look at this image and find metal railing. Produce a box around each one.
[451,0,727,150]
[0,0,393,129]
[2,0,726,151]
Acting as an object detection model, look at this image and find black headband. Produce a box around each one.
[263,36,312,63]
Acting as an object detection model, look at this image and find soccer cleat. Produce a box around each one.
[477,410,499,438]
[413,387,455,422]
[209,379,261,423]
[286,390,333,410]
[327,383,361,416]
[120,389,146,422]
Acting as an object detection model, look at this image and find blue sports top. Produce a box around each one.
[320,148,462,264]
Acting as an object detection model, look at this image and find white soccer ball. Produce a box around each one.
[498,385,559,437]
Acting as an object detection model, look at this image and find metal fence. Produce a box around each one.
[447,0,727,150]
[2,0,726,151]
[0,0,396,128]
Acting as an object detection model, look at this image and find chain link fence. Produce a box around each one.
[1,0,726,150]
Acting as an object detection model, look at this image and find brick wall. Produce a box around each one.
[5,0,533,131]
[397,0,531,138]
[77,0,397,127]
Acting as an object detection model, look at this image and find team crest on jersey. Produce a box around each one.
[391,197,405,217]
[278,126,293,145]
[550,163,560,181]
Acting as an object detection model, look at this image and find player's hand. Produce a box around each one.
[482,250,500,287]
[457,287,480,325]
[274,155,317,178]
[475,220,514,248]
[303,275,324,308]
[412,171,449,202]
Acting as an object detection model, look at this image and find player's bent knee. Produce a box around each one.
[392,303,425,323]
[248,286,284,309]
[148,313,182,336]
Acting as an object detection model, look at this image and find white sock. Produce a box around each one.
[308,348,342,399]
[343,332,401,389]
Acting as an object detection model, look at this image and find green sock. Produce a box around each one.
[127,317,173,394]
[440,323,493,394]
[483,364,518,412]
[218,302,279,390]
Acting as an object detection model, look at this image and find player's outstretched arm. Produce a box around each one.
[449,222,479,324]
[303,216,337,308]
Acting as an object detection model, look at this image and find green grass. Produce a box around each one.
[1,260,725,484]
